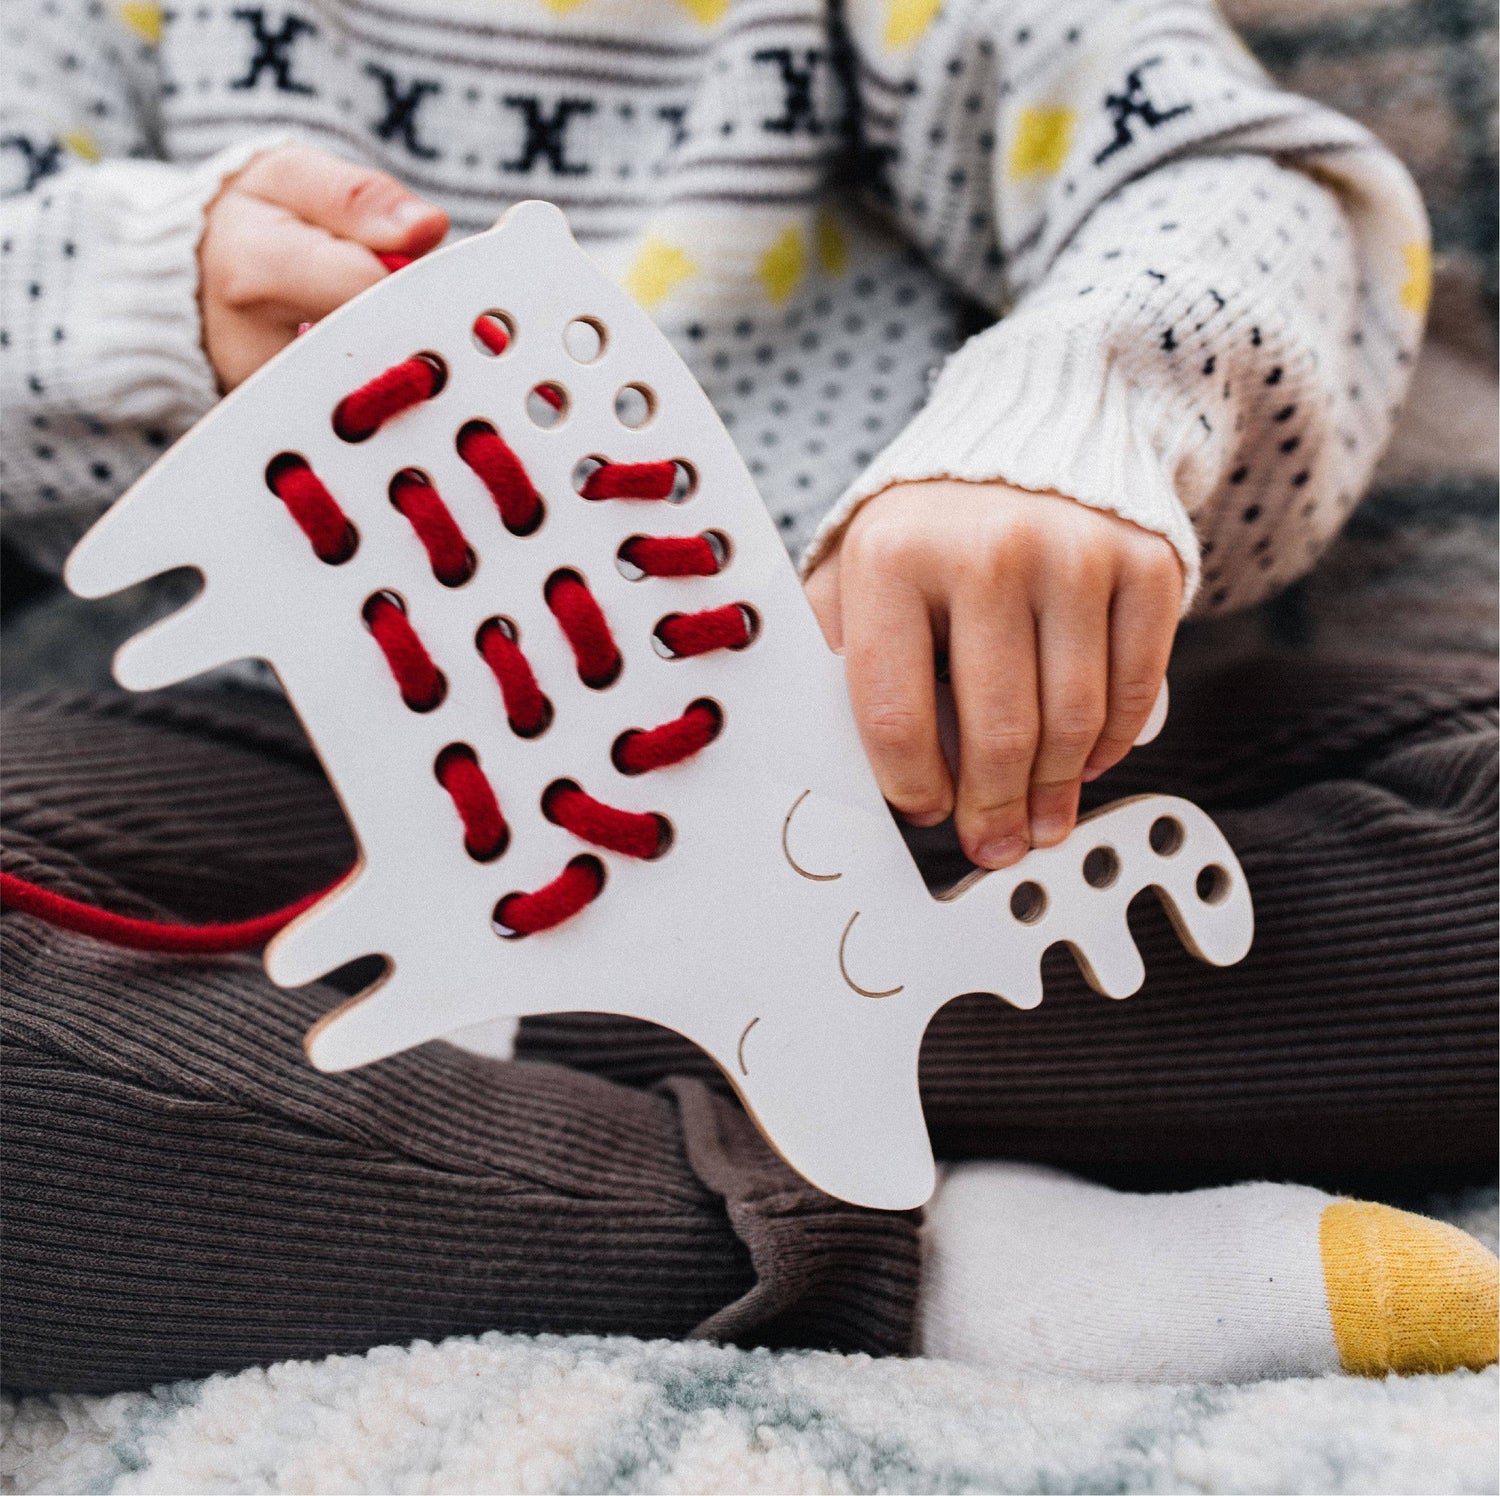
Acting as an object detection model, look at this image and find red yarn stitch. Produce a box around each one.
[545,782,665,859]
[0,870,341,953]
[457,422,545,534]
[476,620,551,736]
[495,856,603,936]
[390,471,473,585]
[436,747,509,859]
[366,595,446,710]
[656,604,752,658]
[613,702,722,775]
[546,573,622,687]
[267,458,356,563]
[472,314,509,354]
[620,534,720,577]
[335,356,444,441]
[581,461,679,500]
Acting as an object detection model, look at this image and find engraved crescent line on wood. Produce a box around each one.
[838,912,904,999]
[782,790,841,881]
[737,1015,760,1075]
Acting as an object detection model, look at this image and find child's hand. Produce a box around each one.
[199,143,449,390]
[805,481,1182,870]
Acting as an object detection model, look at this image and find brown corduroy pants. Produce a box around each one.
[3,651,1496,1393]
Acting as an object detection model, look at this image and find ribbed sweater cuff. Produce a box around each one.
[62,134,286,423]
[803,304,1203,609]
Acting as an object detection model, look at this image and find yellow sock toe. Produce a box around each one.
[1320,1200,1499,1376]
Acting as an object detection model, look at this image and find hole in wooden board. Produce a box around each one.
[667,460,697,504]
[572,455,607,496]
[1009,880,1048,925]
[362,587,407,626]
[1082,845,1120,889]
[527,382,569,428]
[614,383,656,429]
[1149,816,1185,856]
[564,317,607,363]
[472,310,514,357]
[1196,863,1231,905]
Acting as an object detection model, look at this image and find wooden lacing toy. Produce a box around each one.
[49,202,1252,1210]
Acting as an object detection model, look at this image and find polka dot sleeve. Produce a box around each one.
[813,0,1431,616]
[0,0,279,570]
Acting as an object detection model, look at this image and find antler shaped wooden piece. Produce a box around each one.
[66,202,1252,1209]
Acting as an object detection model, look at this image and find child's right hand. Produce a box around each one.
[199,144,449,391]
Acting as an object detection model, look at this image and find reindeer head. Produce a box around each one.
[66,202,1251,1210]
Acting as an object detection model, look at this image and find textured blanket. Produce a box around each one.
[6,1189,1495,1496]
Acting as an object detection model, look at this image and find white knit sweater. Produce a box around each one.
[1,0,1428,613]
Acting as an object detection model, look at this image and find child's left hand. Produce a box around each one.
[804,480,1183,870]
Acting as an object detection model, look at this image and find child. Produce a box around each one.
[2,0,1494,1390]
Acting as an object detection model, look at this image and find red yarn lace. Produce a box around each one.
[0,870,339,953]
[13,342,762,954]
[544,782,666,859]
[495,856,603,936]
[546,572,622,688]
[620,534,720,577]
[477,620,551,736]
[267,458,356,564]
[581,461,679,501]
[436,746,509,860]
[656,604,752,658]
[457,422,545,534]
[334,355,444,441]
[472,313,510,354]
[390,471,473,586]
[366,595,446,711]
[613,702,723,774]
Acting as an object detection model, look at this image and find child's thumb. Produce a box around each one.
[237,143,447,254]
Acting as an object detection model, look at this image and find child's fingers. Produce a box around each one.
[1085,549,1182,780]
[1026,574,1111,847]
[949,587,1038,869]
[235,143,448,254]
[841,557,951,826]
[804,554,844,652]
[212,200,388,320]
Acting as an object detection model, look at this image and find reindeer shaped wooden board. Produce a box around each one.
[66,201,1253,1210]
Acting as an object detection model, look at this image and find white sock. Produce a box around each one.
[917,1162,1497,1383]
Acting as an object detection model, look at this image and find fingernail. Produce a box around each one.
[388,199,431,230]
[1081,766,1104,784]
[904,809,949,829]
[974,836,1028,870]
[1030,813,1070,847]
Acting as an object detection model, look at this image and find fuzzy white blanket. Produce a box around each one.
[6,1188,1495,1496]
[5,1338,1497,1495]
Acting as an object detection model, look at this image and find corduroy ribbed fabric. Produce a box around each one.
[0,688,920,1393]
[520,652,1500,1180]
[1,653,1494,1391]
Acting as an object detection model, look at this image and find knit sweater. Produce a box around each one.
[1,0,1428,614]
